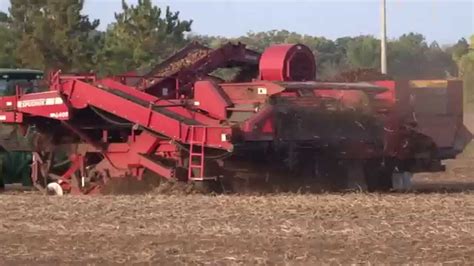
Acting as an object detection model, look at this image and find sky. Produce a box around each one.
[0,0,472,44]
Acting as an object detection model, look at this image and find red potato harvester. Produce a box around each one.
[0,42,470,195]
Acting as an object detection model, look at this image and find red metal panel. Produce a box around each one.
[0,111,22,123]
[372,80,396,111]
[220,81,285,103]
[240,106,275,141]
[0,96,17,111]
[194,81,232,120]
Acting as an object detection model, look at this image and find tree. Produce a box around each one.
[303,36,347,79]
[188,34,228,49]
[9,0,100,72]
[0,11,8,23]
[421,41,456,79]
[3,2,461,82]
[387,33,428,78]
[459,35,474,110]
[0,11,16,68]
[346,36,380,69]
[98,0,192,75]
[450,38,470,63]
[447,38,470,77]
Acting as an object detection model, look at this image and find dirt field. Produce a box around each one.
[0,167,473,265]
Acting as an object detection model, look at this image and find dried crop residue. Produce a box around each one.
[1,153,474,264]
[150,48,210,80]
[0,191,473,264]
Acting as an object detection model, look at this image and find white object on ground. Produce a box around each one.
[46,182,64,196]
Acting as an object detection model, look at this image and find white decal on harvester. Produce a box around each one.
[0,115,6,121]
[257,88,267,95]
[17,97,64,108]
[49,112,69,119]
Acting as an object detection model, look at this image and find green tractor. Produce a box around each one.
[0,68,43,189]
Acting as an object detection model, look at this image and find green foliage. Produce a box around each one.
[459,35,474,111]
[449,38,470,64]
[387,33,427,78]
[189,34,228,49]
[0,11,9,23]
[98,0,192,75]
[346,36,380,69]
[460,36,474,77]
[9,0,99,72]
[422,41,457,79]
[0,19,17,68]
[0,151,32,185]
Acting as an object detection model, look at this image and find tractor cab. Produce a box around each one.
[0,68,43,95]
[0,68,43,189]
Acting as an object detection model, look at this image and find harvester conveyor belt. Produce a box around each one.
[143,42,210,80]
[141,42,260,92]
[58,79,233,150]
[95,84,202,125]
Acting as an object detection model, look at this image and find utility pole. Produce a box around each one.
[380,0,387,74]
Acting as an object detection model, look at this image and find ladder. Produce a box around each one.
[188,126,207,181]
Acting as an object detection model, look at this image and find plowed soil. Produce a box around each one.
[0,160,473,265]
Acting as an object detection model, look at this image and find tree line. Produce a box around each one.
[0,0,473,105]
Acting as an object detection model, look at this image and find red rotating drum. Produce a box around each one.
[259,43,316,82]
